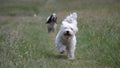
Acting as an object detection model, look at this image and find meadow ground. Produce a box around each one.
[0,0,120,68]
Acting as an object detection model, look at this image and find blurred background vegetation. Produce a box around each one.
[0,0,120,68]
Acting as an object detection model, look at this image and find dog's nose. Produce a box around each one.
[66,31,69,34]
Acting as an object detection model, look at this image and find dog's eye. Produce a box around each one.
[71,28,73,31]
[64,27,67,29]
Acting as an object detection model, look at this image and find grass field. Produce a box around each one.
[0,0,120,68]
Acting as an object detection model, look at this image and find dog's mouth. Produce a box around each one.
[64,31,72,39]
[64,33,71,36]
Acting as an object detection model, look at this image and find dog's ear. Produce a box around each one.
[54,16,57,22]
[46,14,53,23]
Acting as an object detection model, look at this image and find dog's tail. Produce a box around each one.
[69,12,77,20]
[63,12,77,26]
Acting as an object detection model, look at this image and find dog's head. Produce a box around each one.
[60,22,77,40]
[46,13,57,24]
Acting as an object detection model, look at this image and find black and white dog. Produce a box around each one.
[46,13,57,33]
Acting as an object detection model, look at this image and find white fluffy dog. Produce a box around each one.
[55,12,78,60]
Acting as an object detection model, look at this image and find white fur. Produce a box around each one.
[55,12,78,60]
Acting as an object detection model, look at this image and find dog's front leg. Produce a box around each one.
[67,45,76,60]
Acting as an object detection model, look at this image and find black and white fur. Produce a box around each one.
[46,13,57,33]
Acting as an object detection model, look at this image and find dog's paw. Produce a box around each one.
[68,57,75,60]
[60,51,65,54]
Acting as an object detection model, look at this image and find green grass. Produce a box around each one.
[0,0,120,68]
